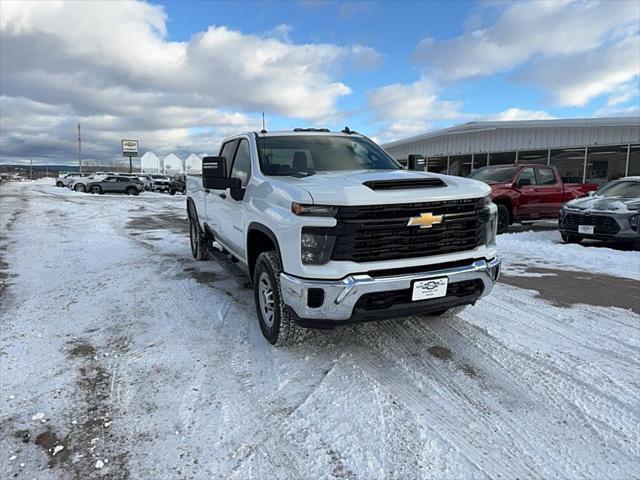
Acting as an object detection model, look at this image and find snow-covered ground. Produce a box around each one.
[1,180,639,479]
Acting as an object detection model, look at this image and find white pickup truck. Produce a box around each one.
[187,129,500,346]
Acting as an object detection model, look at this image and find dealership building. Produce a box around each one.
[382,117,640,185]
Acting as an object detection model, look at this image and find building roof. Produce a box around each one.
[382,117,640,149]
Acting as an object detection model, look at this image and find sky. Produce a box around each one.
[1,0,639,166]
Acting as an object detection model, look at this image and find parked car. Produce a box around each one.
[468,164,598,233]
[85,176,144,195]
[69,174,108,192]
[56,173,91,187]
[186,129,500,346]
[558,177,640,246]
[169,175,186,195]
[139,175,153,190]
[150,175,171,192]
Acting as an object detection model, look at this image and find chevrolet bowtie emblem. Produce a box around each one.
[407,212,443,229]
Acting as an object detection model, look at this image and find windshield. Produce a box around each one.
[257,135,400,175]
[468,166,518,183]
[596,180,640,198]
[151,175,167,179]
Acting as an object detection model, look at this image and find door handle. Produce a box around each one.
[219,193,227,199]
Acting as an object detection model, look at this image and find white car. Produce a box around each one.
[150,175,171,192]
[56,173,91,187]
[70,174,108,192]
[187,129,500,346]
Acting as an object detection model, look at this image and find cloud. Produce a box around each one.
[594,105,640,118]
[366,77,464,141]
[483,108,554,122]
[0,0,379,164]
[413,0,640,107]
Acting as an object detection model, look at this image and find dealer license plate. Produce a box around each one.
[412,277,448,301]
[578,225,594,235]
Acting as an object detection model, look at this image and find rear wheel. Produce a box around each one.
[56,181,64,187]
[189,216,209,260]
[253,251,303,346]
[561,232,582,244]
[90,185,102,194]
[496,204,510,234]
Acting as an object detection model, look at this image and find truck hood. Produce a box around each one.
[272,170,490,206]
[566,195,640,213]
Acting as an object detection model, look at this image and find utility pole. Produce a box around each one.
[30,158,33,180]
[77,123,82,174]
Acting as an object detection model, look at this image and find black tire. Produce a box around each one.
[75,184,86,192]
[56,181,64,187]
[126,186,138,196]
[561,232,582,244]
[496,204,511,234]
[90,185,102,194]
[189,216,209,260]
[253,251,304,346]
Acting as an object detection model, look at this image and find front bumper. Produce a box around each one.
[280,257,500,326]
[559,210,639,242]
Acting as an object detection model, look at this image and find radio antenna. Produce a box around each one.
[261,112,267,134]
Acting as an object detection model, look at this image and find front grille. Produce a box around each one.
[354,279,484,311]
[563,213,620,234]
[330,198,487,262]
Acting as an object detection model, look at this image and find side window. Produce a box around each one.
[104,177,116,183]
[518,168,537,185]
[230,139,251,186]
[117,177,129,182]
[536,167,557,185]
[219,140,239,176]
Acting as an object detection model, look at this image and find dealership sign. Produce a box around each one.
[122,139,139,157]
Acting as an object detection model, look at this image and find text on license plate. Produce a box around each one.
[412,277,448,301]
[578,225,594,235]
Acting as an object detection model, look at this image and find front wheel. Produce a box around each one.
[253,251,304,346]
[561,232,582,244]
[75,184,86,192]
[496,204,510,234]
[126,186,138,196]
[56,181,64,187]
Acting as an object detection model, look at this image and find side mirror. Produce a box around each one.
[202,156,230,189]
[587,191,595,197]
[517,178,531,187]
[408,154,425,171]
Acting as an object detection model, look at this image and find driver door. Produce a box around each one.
[218,137,252,258]
[515,167,538,219]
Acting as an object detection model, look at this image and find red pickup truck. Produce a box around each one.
[468,164,598,233]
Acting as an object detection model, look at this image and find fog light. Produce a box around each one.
[629,214,639,231]
[301,232,336,265]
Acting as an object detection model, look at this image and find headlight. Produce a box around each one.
[484,194,493,207]
[301,232,336,265]
[292,203,338,217]
[629,215,639,231]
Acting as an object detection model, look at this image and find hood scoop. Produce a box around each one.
[363,178,447,191]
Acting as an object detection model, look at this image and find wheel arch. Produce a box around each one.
[247,223,282,282]
[493,196,513,223]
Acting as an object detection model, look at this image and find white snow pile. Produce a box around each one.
[498,230,640,280]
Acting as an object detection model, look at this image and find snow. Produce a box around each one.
[1,179,638,479]
[498,229,640,280]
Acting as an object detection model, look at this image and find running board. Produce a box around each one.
[210,248,251,288]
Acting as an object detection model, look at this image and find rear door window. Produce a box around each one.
[536,167,557,185]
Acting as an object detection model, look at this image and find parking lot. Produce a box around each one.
[1,180,639,479]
